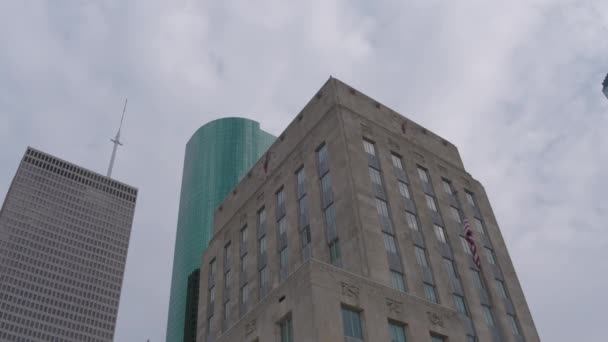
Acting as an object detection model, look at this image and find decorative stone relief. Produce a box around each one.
[386,298,402,315]
[387,138,400,151]
[413,152,425,161]
[361,123,373,135]
[427,311,444,327]
[240,212,247,224]
[341,282,360,299]
[257,192,264,202]
[245,319,256,336]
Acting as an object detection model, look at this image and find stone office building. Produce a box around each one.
[196,78,540,342]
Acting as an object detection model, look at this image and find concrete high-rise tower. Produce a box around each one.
[166,118,274,342]
[196,79,540,342]
[0,147,137,342]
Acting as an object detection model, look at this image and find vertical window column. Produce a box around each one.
[222,242,232,332]
[276,188,288,282]
[365,142,407,292]
[296,167,311,261]
[257,208,269,299]
[206,259,216,337]
[317,144,341,267]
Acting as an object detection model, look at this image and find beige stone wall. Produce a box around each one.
[197,77,539,342]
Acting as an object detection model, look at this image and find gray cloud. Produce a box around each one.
[1,1,606,341]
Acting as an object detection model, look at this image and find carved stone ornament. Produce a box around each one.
[341,282,360,299]
[387,138,400,151]
[245,319,256,336]
[257,192,264,202]
[361,123,372,135]
[427,311,444,327]
[240,212,247,223]
[386,298,402,314]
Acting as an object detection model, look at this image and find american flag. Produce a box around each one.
[463,218,481,268]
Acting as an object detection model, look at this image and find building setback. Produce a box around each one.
[197,78,540,342]
[0,147,137,342]
[167,118,274,342]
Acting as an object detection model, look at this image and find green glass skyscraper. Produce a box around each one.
[166,118,274,342]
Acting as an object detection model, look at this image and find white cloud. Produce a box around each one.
[0,1,606,341]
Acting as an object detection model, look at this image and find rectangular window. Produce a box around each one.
[279,217,287,236]
[296,167,306,197]
[441,179,453,195]
[496,279,508,299]
[473,218,485,235]
[209,286,216,304]
[465,191,476,207]
[210,259,217,282]
[241,283,248,306]
[388,322,407,342]
[383,233,398,254]
[417,167,429,183]
[415,246,429,268]
[259,236,267,255]
[424,283,438,303]
[443,258,458,280]
[324,204,337,235]
[279,247,288,279]
[450,207,461,223]
[342,307,363,339]
[460,237,472,255]
[224,270,232,290]
[471,269,484,289]
[279,316,293,342]
[241,226,248,247]
[425,194,438,212]
[259,267,268,295]
[391,271,406,292]
[241,254,247,274]
[391,154,403,170]
[363,139,376,156]
[482,305,495,326]
[298,194,309,226]
[405,212,419,231]
[453,294,468,315]
[223,301,230,322]
[369,167,383,186]
[433,225,446,243]
[431,335,445,342]
[376,198,390,219]
[321,173,333,206]
[258,207,266,228]
[317,144,328,165]
[277,188,285,214]
[329,240,341,266]
[508,314,521,335]
[484,247,496,265]
[398,181,411,199]
[224,242,232,266]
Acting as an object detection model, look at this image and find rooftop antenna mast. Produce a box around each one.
[107,98,128,178]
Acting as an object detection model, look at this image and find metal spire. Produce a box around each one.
[107,98,128,178]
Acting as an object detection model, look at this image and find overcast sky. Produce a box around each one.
[1,1,607,341]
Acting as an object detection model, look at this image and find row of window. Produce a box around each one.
[207,143,346,337]
[24,149,136,197]
[364,138,524,339]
